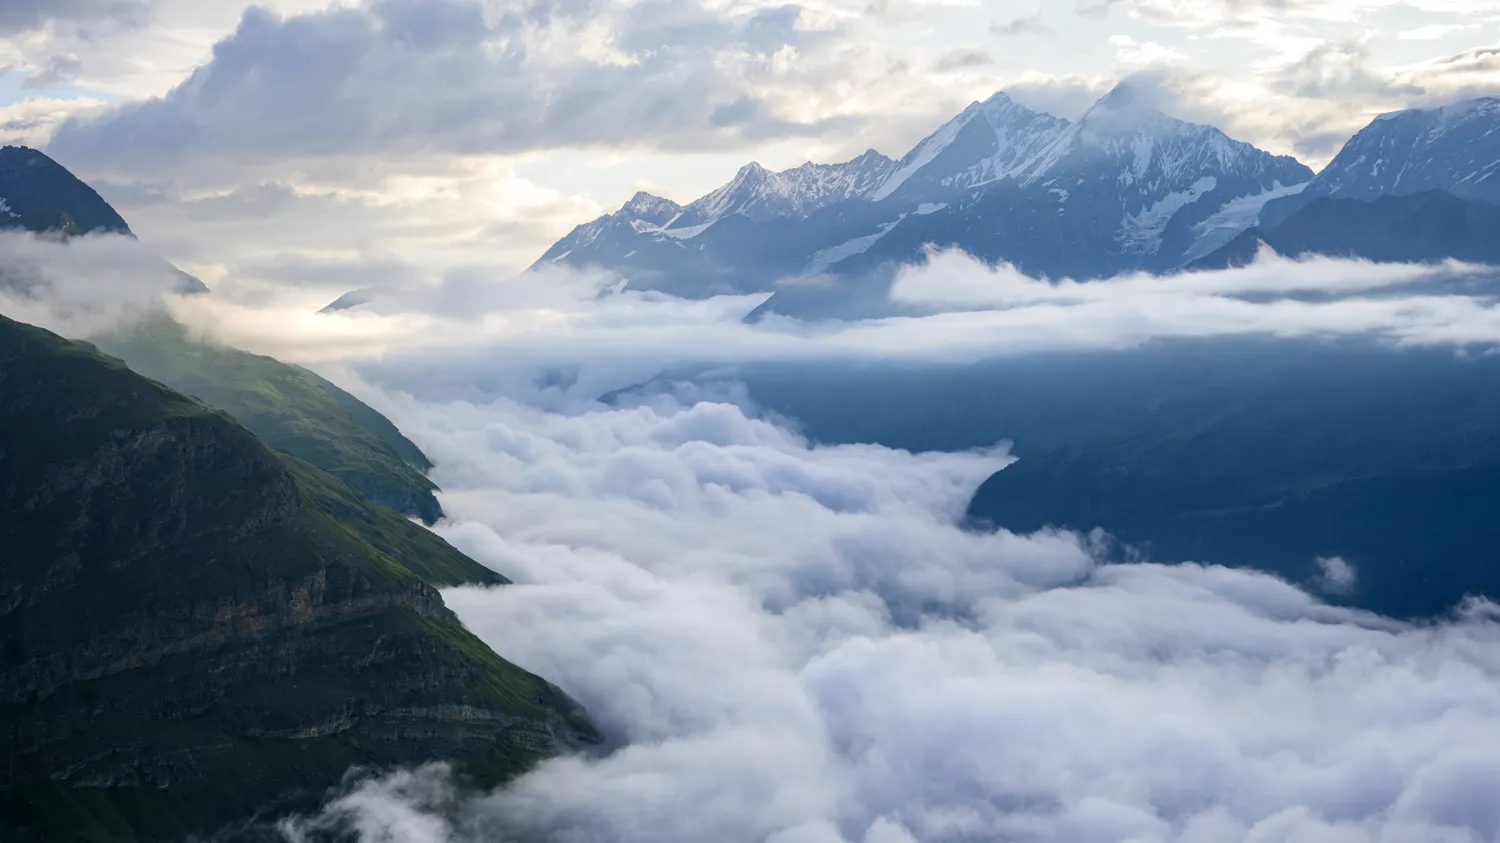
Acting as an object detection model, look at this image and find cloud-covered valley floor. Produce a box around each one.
[10,234,1500,842]
[273,257,1500,843]
[293,389,1500,843]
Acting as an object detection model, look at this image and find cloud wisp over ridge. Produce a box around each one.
[9,231,1500,408]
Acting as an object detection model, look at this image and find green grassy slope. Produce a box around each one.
[282,453,504,587]
[94,314,446,525]
[0,313,592,842]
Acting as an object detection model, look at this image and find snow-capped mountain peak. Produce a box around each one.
[983,84,1315,264]
[1293,95,1500,206]
[869,91,1071,201]
[1017,83,1309,189]
[620,191,682,226]
[1094,80,1141,109]
[532,191,685,266]
[530,81,1320,296]
[733,161,770,183]
[1074,82,1171,136]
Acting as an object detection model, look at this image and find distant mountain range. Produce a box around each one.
[516,87,1500,320]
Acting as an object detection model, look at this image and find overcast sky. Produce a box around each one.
[3,0,1499,301]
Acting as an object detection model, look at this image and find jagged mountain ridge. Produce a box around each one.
[825,85,1312,275]
[666,149,896,231]
[526,83,1315,314]
[1261,96,1500,229]
[870,92,1070,203]
[529,149,901,291]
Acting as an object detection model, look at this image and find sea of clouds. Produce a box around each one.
[8,231,1500,841]
[288,389,1500,843]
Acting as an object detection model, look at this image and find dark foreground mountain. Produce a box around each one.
[1192,190,1500,270]
[621,338,1500,619]
[95,315,447,524]
[0,314,595,842]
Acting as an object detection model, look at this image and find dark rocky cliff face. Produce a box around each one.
[0,314,596,842]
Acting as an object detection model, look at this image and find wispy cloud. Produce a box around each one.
[990,12,1050,37]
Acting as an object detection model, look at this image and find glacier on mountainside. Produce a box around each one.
[1117,177,1218,256]
[1183,182,1308,263]
[804,218,906,275]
